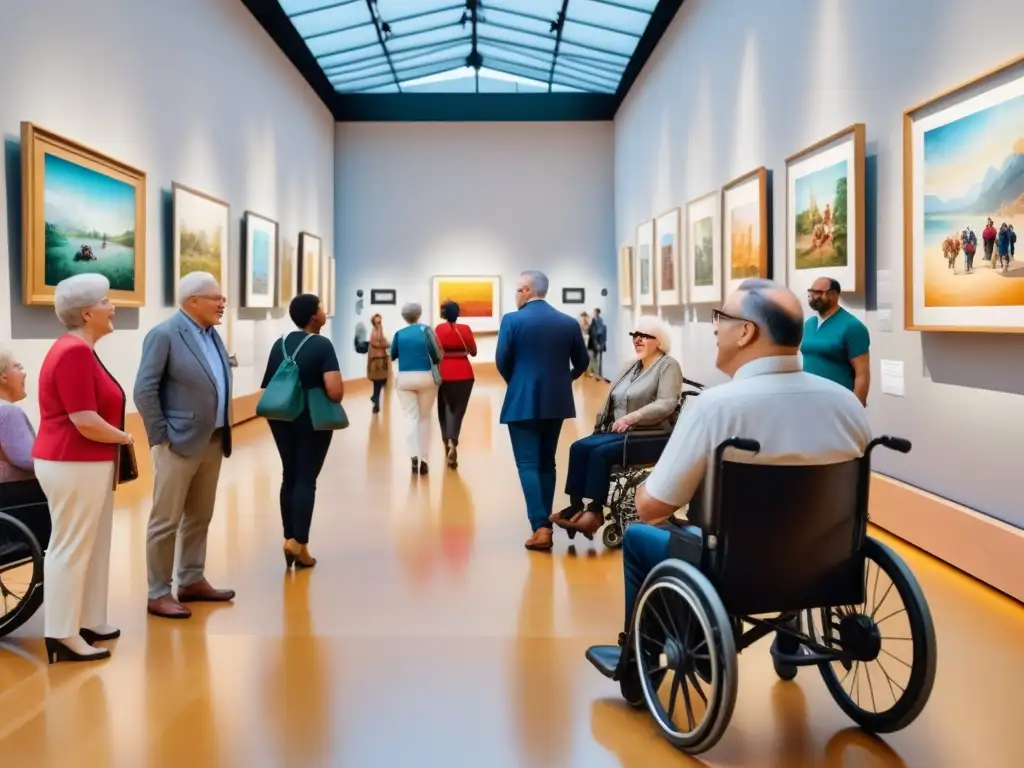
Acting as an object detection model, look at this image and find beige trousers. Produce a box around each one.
[145,437,224,600]
[35,459,115,639]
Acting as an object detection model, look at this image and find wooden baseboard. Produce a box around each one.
[869,474,1024,603]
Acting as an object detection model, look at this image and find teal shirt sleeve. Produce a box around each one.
[844,319,871,359]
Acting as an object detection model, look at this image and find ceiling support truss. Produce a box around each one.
[365,0,400,91]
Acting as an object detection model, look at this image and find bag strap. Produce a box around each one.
[282,332,314,363]
[420,325,441,364]
[451,323,468,353]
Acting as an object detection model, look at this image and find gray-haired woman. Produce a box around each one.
[390,301,442,474]
[32,273,133,663]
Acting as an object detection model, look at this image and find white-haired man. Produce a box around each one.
[134,272,234,619]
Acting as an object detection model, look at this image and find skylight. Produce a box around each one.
[276,0,660,95]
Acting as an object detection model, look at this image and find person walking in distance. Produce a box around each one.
[134,272,235,619]
[496,270,590,551]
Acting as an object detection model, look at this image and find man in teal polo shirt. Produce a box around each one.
[801,277,871,405]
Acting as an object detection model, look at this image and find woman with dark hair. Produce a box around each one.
[260,293,344,568]
[434,301,477,468]
[366,313,389,413]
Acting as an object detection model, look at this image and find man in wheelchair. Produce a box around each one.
[586,279,878,745]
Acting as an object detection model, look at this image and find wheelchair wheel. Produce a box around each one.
[602,523,622,549]
[633,563,738,754]
[808,536,937,734]
[0,513,45,638]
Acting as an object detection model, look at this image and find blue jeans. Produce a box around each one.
[623,522,704,628]
[565,432,668,505]
[507,419,563,531]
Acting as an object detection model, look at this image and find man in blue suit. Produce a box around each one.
[496,270,590,551]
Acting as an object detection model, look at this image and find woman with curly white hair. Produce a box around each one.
[32,273,133,664]
[552,314,682,540]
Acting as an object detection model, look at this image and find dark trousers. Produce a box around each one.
[565,432,668,506]
[507,419,563,531]
[371,380,385,404]
[437,379,474,445]
[268,413,333,544]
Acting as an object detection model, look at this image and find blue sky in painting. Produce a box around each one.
[795,159,846,212]
[44,153,135,234]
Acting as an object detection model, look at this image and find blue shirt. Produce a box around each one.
[180,311,227,427]
[800,307,870,392]
[390,324,434,372]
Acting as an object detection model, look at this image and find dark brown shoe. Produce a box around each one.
[177,579,236,603]
[147,594,192,619]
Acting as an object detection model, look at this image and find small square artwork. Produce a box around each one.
[371,289,397,305]
[562,287,585,304]
[242,211,278,308]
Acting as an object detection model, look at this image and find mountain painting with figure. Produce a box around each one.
[922,90,1024,307]
[693,216,714,286]
[794,160,848,270]
[43,153,136,291]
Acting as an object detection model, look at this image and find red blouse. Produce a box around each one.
[32,335,126,463]
[434,322,477,382]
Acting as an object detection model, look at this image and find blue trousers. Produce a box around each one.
[564,432,667,505]
[507,419,563,531]
[623,523,672,625]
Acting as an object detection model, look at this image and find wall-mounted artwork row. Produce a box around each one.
[172,183,229,300]
[654,208,681,307]
[635,220,654,306]
[242,211,278,309]
[431,275,501,334]
[722,166,769,296]
[21,122,147,307]
[786,123,866,299]
[685,190,722,304]
[905,54,1024,334]
[618,245,633,307]
[298,231,321,297]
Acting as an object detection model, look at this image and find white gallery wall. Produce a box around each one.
[614,0,1024,528]
[0,0,335,422]
[333,121,616,377]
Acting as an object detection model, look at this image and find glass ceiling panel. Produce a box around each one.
[275,0,658,95]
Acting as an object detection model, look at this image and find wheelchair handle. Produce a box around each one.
[682,377,706,390]
[715,436,761,463]
[869,435,912,454]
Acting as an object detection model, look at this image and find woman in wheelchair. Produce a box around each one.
[551,315,682,540]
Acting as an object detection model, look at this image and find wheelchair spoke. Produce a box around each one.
[686,670,708,705]
[666,672,681,721]
[879,647,911,668]
[874,657,906,698]
[865,659,878,712]
[874,607,908,625]
[680,674,697,732]
[870,580,896,619]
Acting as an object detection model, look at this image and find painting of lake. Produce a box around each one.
[43,153,136,290]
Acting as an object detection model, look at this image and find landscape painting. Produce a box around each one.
[431,275,501,333]
[636,219,654,306]
[685,190,722,304]
[786,124,864,299]
[906,58,1024,332]
[21,122,147,306]
[243,211,277,308]
[172,183,228,296]
[618,245,633,307]
[299,232,322,295]
[722,167,768,295]
[654,208,681,306]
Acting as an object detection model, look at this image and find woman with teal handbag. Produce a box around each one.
[259,293,345,569]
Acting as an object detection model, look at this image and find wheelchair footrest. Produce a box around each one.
[770,644,830,667]
[585,645,622,679]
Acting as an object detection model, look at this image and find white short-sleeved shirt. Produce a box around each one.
[644,355,873,515]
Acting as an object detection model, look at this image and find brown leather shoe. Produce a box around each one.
[147,594,192,619]
[177,579,236,603]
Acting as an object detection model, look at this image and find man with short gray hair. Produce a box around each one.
[134,271,235,619]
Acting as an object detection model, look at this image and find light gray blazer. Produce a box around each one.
[133,311,233,458]
[595,354,684,433]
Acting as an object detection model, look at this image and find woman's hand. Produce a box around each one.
[610,417,633,433]
[120,431,135,445]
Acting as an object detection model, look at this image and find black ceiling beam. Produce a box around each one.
[365,0,401,92]
[334,93,614,121]
[548,1,569,93]
[612,0,684,110]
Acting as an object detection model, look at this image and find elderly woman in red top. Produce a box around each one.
[32,273,134,664]
[434,301,478,468]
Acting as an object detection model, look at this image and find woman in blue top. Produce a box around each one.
[391,302,443,475]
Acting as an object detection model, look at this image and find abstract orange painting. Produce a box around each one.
[431,275,502,333]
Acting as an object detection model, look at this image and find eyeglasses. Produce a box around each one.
[712,308,755,326]
[629,332,656,341]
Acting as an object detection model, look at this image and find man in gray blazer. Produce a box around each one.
[134,271,235,619]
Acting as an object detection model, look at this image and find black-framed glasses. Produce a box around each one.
[711,308,754,326]
[629,331,656,341]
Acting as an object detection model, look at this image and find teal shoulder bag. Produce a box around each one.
[308,387,349,431]
[256,333,314,421]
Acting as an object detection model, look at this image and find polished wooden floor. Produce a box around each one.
[2,372,1023,767]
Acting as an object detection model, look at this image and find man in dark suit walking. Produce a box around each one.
[496,270,590,551]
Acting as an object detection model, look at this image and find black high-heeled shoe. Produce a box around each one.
[80,627,121,644]
[551,506,580,540]
[45,637,111,665]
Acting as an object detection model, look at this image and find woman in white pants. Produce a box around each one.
[389,302,442,475]
[31,274,134,664]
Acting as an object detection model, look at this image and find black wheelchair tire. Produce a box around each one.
[602,523,623,549]
[814,536,937,733]
[0,513,45,639]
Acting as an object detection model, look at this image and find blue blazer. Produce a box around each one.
[496,299,590,424]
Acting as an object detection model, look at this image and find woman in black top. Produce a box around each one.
[260,294,344,568]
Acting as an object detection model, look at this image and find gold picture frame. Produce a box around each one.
[21,122,147,307]
[722,166,769,296]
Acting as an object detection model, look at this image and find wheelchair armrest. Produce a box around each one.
[620,428,671,466]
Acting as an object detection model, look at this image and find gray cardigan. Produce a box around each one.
[595,354,684,433]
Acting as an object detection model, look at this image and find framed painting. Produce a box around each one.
[685,190,723,304]
[20,122,146,306]
[654,208,682,306]
[635,219,655,306]
[431,275,501,333]
[618,245,634,306]
[241,211,278,308]
[786,123,866,299]
[562,287,585,304]
[722,166,769,295]
[904,54,1024,333]
[278,238,297,307]
[298,231,322,295]
[172,183,229,297]
[371,289,397,305]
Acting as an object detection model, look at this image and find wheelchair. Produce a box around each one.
[586,435,937,755]
[601,377,706,549]
[0,480,49,639]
